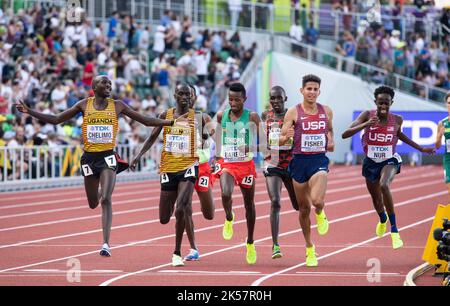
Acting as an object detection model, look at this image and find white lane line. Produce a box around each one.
[0,178,442,248]
[250,216,434,286]
[98,193,441,286]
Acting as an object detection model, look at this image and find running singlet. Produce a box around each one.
[82,97,118,153]
[265,110,292,168]
[160,108,197,173]
[441,117,450,155]
[362,110,398,162]
[220,108,253,163]
[292,103,329,155]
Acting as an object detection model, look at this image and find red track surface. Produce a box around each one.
[0,165,445,286]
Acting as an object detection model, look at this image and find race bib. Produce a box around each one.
[446,139,450,154]
[87,125,113,144]
[165,134,190,154]
[301,134,326,152]
[104,155,117,168]
[223,144,247,162]
[241,175,254,186]
[81,164,93,176]
[184,165,196,178]
[213,163,221,174]
[198,176,209,188]
[367,145,393,160]
[160,173,169,183]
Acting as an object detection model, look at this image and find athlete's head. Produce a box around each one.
[174,83,191,109]
[92,76,112,98]
[228,82,247,113]
[373,86,394,117]
[269,86,287,114]
[188,84,197,108]
[446,92,450,113]
[300,74,321,104]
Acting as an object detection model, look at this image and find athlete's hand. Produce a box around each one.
[327,139,335,152]
[14,98,29,114]
[174,112,190,126]
[364,116,379,127]
[286,127,295,139]
[129,156,140,171]
[421,147,436,155]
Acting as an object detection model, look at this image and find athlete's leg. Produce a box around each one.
[365,179,384,214]
[174,180,196,255]
[159,190,178,224]
[240,183,256,244]
[447,184,450,203]
[220,172,235,221]
[308,171,328,215]
[283,176,300,211]
[84,175,101,209]
[99,169,117,246]
[265,175,283,246]
[379,165,399,232]
[185,197,197,251]
[293,180,313,247]
[198,188,215,220]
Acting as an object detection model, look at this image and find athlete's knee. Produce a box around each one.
[100,194,112,206]
[88,199,99,209]
[202,209,214,220]
[380,182,391,194]
[160,214,171,224]
[271,198,281,211]
[175,206,186,220]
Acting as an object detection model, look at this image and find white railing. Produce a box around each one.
[0,143,161,191]
[274,36,448,104]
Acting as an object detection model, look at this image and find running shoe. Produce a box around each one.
[184,249,200,261]
[272,244,283,259]
[376,219,388,237]
[306,245,318,267]
[172,254,185,267]
[246,243,257,265]
[391,232,404,249]
[99,243,111,257]
[222,212,235,240]
[316,210,329,236]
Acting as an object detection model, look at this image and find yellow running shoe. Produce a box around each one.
[376,219,388,237]
[222,212,235,240]
[246,243,257,265]
[391,232,404,249]
[306,245,318,267]
[316,210,329,236]
[272,244,283,259]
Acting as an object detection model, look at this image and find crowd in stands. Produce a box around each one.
[290,0,449,99]
[0,4,257,156]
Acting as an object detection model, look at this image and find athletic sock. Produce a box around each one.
[173,251,181,257]
[388,214,398,233]
[378,211,387,223]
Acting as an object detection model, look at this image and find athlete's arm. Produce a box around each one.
[325,106,335,152]
[15,98,84,125]
[341,111,374,139]
[129,111,166,171]
[397,116,435,154]
[279,107,296,146]
[435,121,444,149]
[117,100,185,126]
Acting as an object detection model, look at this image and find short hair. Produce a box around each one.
[229,82,246,97]
[188,83,197,96]
[374,86,395,100]
[302,74,321,87]
[445,92,450,102]
[270,86,286,96]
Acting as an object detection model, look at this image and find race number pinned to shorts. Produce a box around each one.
[104,155,117,168]
[213,163,221,174]
[160,173,169,184]
[81,164,93,176]
[198,176,209,188]
[184,165,196,178]
[241,175,254,186]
